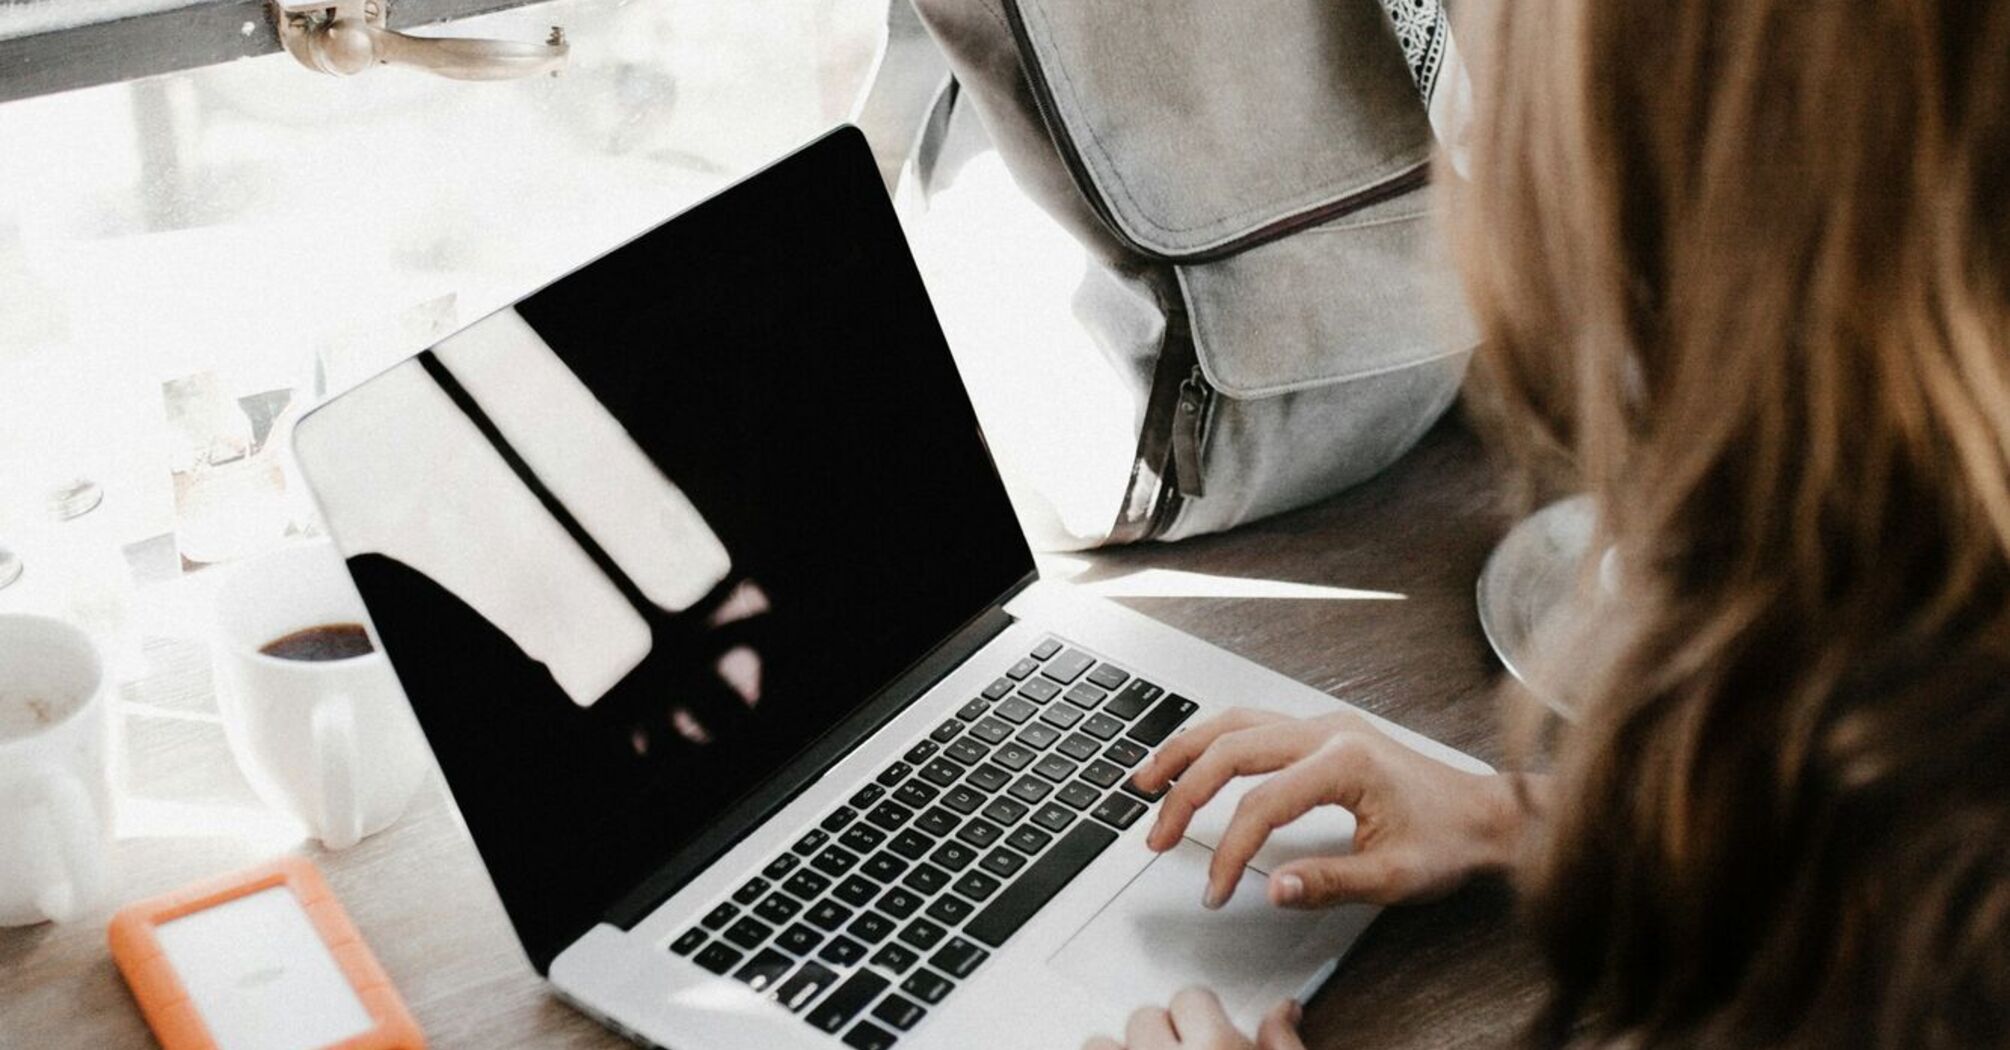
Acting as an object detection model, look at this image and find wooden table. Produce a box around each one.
[0,417,1544,1049]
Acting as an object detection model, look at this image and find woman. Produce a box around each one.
[1086,0,2010,1046]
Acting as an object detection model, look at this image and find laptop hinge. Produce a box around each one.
[597,584,1029,940]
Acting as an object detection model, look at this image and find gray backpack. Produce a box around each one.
[905,0,1476,546]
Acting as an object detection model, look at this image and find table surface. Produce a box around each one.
[0,417,1546,1049]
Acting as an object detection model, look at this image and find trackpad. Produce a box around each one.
[1049,840,1376,1031]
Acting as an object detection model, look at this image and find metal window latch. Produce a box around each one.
[272,0,568,80]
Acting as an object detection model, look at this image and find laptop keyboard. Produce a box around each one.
[665,637,1198,1049]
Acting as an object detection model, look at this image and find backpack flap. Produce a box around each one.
[1003,0,1435,261]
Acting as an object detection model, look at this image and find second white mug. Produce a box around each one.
[213,542,428,850]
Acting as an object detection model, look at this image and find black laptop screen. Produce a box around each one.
[302,129,1034,970]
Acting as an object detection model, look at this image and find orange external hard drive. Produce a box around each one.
[108,856,424,1050]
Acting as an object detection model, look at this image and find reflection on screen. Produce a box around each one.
[303,132,1034,970]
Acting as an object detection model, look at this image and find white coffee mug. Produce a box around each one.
[213,542,428,850]
[0,614,114,926]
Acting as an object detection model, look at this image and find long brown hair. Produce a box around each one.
[1449,0,2010,1044]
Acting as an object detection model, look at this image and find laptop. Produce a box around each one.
[292,126,1487,1050]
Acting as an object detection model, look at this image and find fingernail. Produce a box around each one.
[1274,873,1304,905]
[1289,1001,1304,1024]
[1203,884,1225,910]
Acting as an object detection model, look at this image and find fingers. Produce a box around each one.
[1167,986,1239,1045]
[1206,739,1374,908]
[1132,708,1285,793]
[1255,1000,1307,1050]
[1267,853,1408,908]
[1147,720,1329,852]
[1125,1004,1180,1050]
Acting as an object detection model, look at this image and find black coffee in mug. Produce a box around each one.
[260,623,375,662]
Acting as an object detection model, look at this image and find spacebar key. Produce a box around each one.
[966,822,1117,948]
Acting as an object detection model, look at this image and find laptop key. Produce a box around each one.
[841,825,887,853]
[1016,722,1062,750]
[993,697,1037,724]
[955,818,1004,849]
[842,1022,898,1050]
[735,948,795,993]
[901,969,955,1005]
[822,807,858,832]
[1080,713,1124,740]
[1104,679,1164,720]
[945,737,989,766]
[777,961,843,1015]
[968,716,1014,745]
[1006,824,1054,855]
[1008,774,1054,804]
[930,937,990,979]
[867,801,915,831]
[902,863,951,895]
[1126,695,1199,746]
[820,935,867,966]
[872,993,928,1031]
[980,797,1028,826]
[898,917,947,951]
[1080,759,1126,788]
[848,911,897,944]
[888,828,935,860]
[1031,802,1077,833]
[956,698,991,721]
[1104,739,1149,767]
[1017,678,1061,704]
[918,758,963,787]
[834,876,880,907]
[979,846,1028,879]
[1124,777,1170,803]
[981,677,1014,700]
[785,870,832,899]
[805,969,889,1031]
[871,943,920,975]
[777,923,824,955]
[924,893,973,926]
[764,854,801,879]
[877,762,913,787]
[862,852,909,883]
[670,928,706,955]
[1093,793,1150,830]
[1033,754,1079,782]
[794,829,830,855]
[916,806,961,836]
[850,783,886,809]
[1056,732,1101,762]
[1056,781,1102,811]
[812,845,860,876]
[931,718,965,744]
[694,941,743,975]
[1031,638,1063,660]
[701,902,739,930]
[807,899,855,931]
[950,870,1001,901]
[1063,682,1107,709]
[965,822,1119,949]
[1041,649,1095,685]
[1087,663,1130,691]
[1038,703,1083,730]
[929,841,978,871]
[1006,658,1040,680]
[965,764,1012,793]
[991,744,1036,772]
[905,740,940,765]
[723,916,773,950]
[941,786,985,815]
[732,878,770,905]
[893,781,938,809]
[876,887,924,919]
[754,893,802,924]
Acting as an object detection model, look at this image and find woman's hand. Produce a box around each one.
[1132,707,1531,910]
[1082,988,1304,1050]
